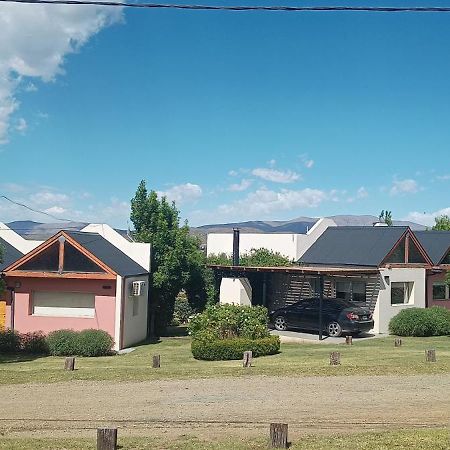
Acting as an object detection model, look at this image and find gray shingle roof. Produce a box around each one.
[414,230,450,265]
[65,231,148,276]
[299,226,408,267]
[0,237,24,271]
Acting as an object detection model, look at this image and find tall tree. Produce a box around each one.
[432,214,450,231]
[130,181,208,334]
[379,210,393,226]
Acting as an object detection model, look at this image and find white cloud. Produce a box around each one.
[15,117,27,132]
[390,179,419,196]
[251,168,300,184]
[436,174,450,181]
[44,206,66,215]
[0,3,123,144]
[268,159,276,167]
[24,83,37,92]
[158,183,203,205]
[228,179,252,192]
[228,170,238,177]
[30,191,69,205]
[403,207,450,227]
[304,159,314,169]
[357,187,368,199]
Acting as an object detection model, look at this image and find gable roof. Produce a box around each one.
[299,226,409,267]
[64,231,148,276]
[414,230,450,265]
[0,237,24,271]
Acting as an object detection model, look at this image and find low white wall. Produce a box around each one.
[372,268,426,334]
[121,275,149,348]
[219,277,252,306]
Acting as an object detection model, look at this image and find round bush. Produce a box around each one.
[46,329,78,356]
[20,331,49,354]
[76,329,114,357]
[191,335,280,361]
[0,329,21,353]
[389,307,450,337]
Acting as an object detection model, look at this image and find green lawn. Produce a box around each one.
[1,335,449,384]
[0,429,448,449]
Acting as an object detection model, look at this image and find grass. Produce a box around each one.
[1,335,449,385]
[0,429,448,449]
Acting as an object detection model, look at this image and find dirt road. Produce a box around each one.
[1,375,449,439]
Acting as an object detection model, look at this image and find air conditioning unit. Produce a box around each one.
[130,281,146,297]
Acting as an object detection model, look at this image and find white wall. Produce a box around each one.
[372,268,426,334]
[207,218,336,262]
[121,275,149,348]
[82,224,151,271]
[219,277,252,306]
[0,222,43,254]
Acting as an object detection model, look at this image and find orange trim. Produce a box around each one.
[58,238,65,274]
[6,270,116,280]
[438,245,450,265]
[405,234,410,263]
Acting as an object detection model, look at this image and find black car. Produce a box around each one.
[269,298,374,337]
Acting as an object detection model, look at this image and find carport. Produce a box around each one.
[208,264,379,340]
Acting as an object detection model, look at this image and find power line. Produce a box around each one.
[2,0,450,14]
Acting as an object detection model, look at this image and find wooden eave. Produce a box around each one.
[5,270,116,280]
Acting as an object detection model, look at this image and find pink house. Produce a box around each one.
[1,227,151,350]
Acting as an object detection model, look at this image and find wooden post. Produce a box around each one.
[345,335,353,345]
[425,349,436,362]
[394,338,402,347]
[97,428,117,450]
[64,357,75,371]
[152,355,161,368]
[243,351,253,368]
[330,351,341,365]
[269,423,288,448]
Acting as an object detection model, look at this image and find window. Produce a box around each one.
[21,243,59,272]
[385,239,406,263]
[32,291,95,317]
[132,297,139,316]
[336,280,366,302]
[432,282,449,301]
[391,282,413,305]
[64,243,105,273]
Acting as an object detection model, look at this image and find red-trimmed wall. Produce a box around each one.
[427,272,450,310]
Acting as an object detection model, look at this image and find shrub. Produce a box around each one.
[46,329,79,356]
[76,329,114,357]
[0,328,21,353]
[20,331,49,354]
[172,293,194,325]
[191,335,280,361]
[389,307,450,337]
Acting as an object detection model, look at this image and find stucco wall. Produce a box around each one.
[427,272,450,310]
[9,278,116,339]
[121,275,149,348]
[219,278,252,306]
[372,268,426,334]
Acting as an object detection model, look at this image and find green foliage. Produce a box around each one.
[75,329,114,357]
[207,248,292,267]
[389,307,450,337]
[172,292,194,325]
[46,330,79,356]
[0,329,21,353]
[432,214,450,231]
[191,335,280,360]
[379,210,393,226]
[130,180,208,333]
[20,331,49,354]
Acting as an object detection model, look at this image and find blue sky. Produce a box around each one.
[0,1,449,227]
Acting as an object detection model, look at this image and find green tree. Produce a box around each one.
[432,215,450,231]
[379,210,393,226]
[207,248,292,267]
[130,180,208,334]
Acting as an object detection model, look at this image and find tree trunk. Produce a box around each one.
[425,349,436,362]
[64,357,75,371]
[269,423,288,448]
[152,355,161,368]
[330,351,341,365]
[243,351,252,368]
[97,428,117,450]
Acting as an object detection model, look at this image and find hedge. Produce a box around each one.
[389,307,450,337]
[46,330,79,356]
[191,335,280,361]
[0,329,21,353]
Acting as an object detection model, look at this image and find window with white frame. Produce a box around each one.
[32,291,95,317]
[391,282,414,305]
[432,282,450,301]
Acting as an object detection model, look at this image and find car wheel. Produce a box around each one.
[274,315,288,331]
[327,321,342,337]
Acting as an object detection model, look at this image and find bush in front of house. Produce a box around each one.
[389,307,450,337]
[0,328,21,353]
[189,304,279,360]
[20,331,49,354]
[46,329,79,356]
[171,292,194,326]
[75,329,114,357]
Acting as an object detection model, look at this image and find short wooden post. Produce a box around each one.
[425,349,436,362]
[330,351,341,366]
[394,338,402,347]
[345,335,353,345]
[243,351,253,368]
[269,423,288,448]
[152,355,161,368]
[97,428,117,450]
[64,357,75,371]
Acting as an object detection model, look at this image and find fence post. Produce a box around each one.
[425,349,436,362]
[394,338,402,347]
[269,423,288,448]
[64,357,75,371]
[97,428,117,450]
[243,351,253,368]
[152,355,161,368]
[345,336,353,345]
[330,351,341,365]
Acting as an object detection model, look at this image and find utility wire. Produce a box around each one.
[2,0,450,13]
